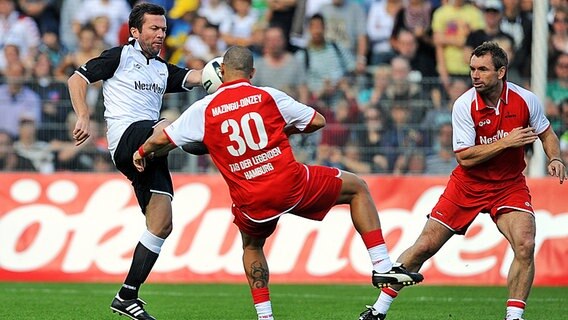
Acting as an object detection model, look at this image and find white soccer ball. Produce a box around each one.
[201,57,223,94]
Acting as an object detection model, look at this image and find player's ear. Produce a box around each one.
[250,68,256,80]
[220,63,225,76]
[497,66,506,80]
[130,27,139,39]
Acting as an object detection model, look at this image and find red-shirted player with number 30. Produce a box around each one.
[132,46,423,320]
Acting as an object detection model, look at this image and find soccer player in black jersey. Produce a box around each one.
[68,3,203,319]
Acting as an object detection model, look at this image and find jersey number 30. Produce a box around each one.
[221,112,268,157]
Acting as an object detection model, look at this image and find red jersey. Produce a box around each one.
[164,80,317,221]
[451,81,550,182]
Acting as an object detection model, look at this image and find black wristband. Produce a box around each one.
[549,158,564,166]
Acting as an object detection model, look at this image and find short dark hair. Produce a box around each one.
[129,3,165,31]
[223,46,254,75]
[309,13,325,26]
[472,41,508,71]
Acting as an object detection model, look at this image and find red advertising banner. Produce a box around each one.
[0,173,566,286]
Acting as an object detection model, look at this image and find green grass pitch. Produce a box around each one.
[0,282,565,319]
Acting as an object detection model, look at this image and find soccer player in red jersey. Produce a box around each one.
[359,42,567,320]
[132,46,423,320]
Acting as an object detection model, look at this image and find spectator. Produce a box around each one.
[319,93,358,147]
[38,29,68,68]
[177,15,209,67]
[425,122,458,175]
[320,0,367,73]
[394,149,426,175]
[165,0,199,66]
[501,0,532,79]
[552,98,568,137]
[549,6,568,58]
[0,0,41,72]
[49,112,102,171]
[13,118,54,173]
[219,0,259,47]
[58,0,84,51]
[431,0,483,90]
[357,106,394,173]
[253,26,308,102]
[542,98,566,139]
[314,143,346,170]
[184,23,226,68]
[392,27,436,80]
[55,24,104,80]
[90,15,113,49]
[387,102,424,156]
[391,0,435,73]
[358,64,392,109]
[0,129,35,171]
[421,78,468,132]
[548,0,567,25]
[3,44,23,73]
[493,34,524,86]
[17,0,59,36]
[265,0,297,52]
[382,56,425,119]
[92,149,114,172]
[0,63,42,137]
[546,52,568,120]
[294,14,355,101]
[30,52,72,142]
[342,142,372,174]
[72,0,131,47]
[198,0,232,27]
[561,130,568,165]
[366,0,401,65]
[464,0,515,60]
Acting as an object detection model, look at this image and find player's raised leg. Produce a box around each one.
[496,210,535,320]
[335,171,424,288]
[360,218,453,320]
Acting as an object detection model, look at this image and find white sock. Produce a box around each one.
[255,301,273,320]
[506,306,524,320]
[139,230,165,254]
[373,288,398,314]
[368,244,392,273]
[506,299,525,320]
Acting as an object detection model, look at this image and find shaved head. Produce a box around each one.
[223,46,254,76]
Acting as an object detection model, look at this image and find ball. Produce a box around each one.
[201,57,223,94]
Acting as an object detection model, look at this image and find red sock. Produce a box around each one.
[361,229,385,248]
[251,287,270,304]
[381,287,399,298]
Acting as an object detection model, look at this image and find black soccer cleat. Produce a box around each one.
[359,305,386,320]
[110,295,156,320]
[371,263,424,288]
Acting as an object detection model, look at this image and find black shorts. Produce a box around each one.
[113,119,173,213]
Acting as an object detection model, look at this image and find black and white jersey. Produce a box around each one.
[75,40,192,156]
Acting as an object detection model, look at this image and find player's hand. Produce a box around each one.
[73,116,90,146]
[547,158,567,184]
[133,151,146,172]
[503,127,538,148]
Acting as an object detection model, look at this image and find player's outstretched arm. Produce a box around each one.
[284,112,326,136]
[133,129,176,172]
[184,69,203,88]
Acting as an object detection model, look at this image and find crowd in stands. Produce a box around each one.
[0,0,568,175]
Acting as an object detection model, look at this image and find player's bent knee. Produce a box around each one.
[513,238,535,260]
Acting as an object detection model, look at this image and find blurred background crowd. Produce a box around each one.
[0,0,567,174]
